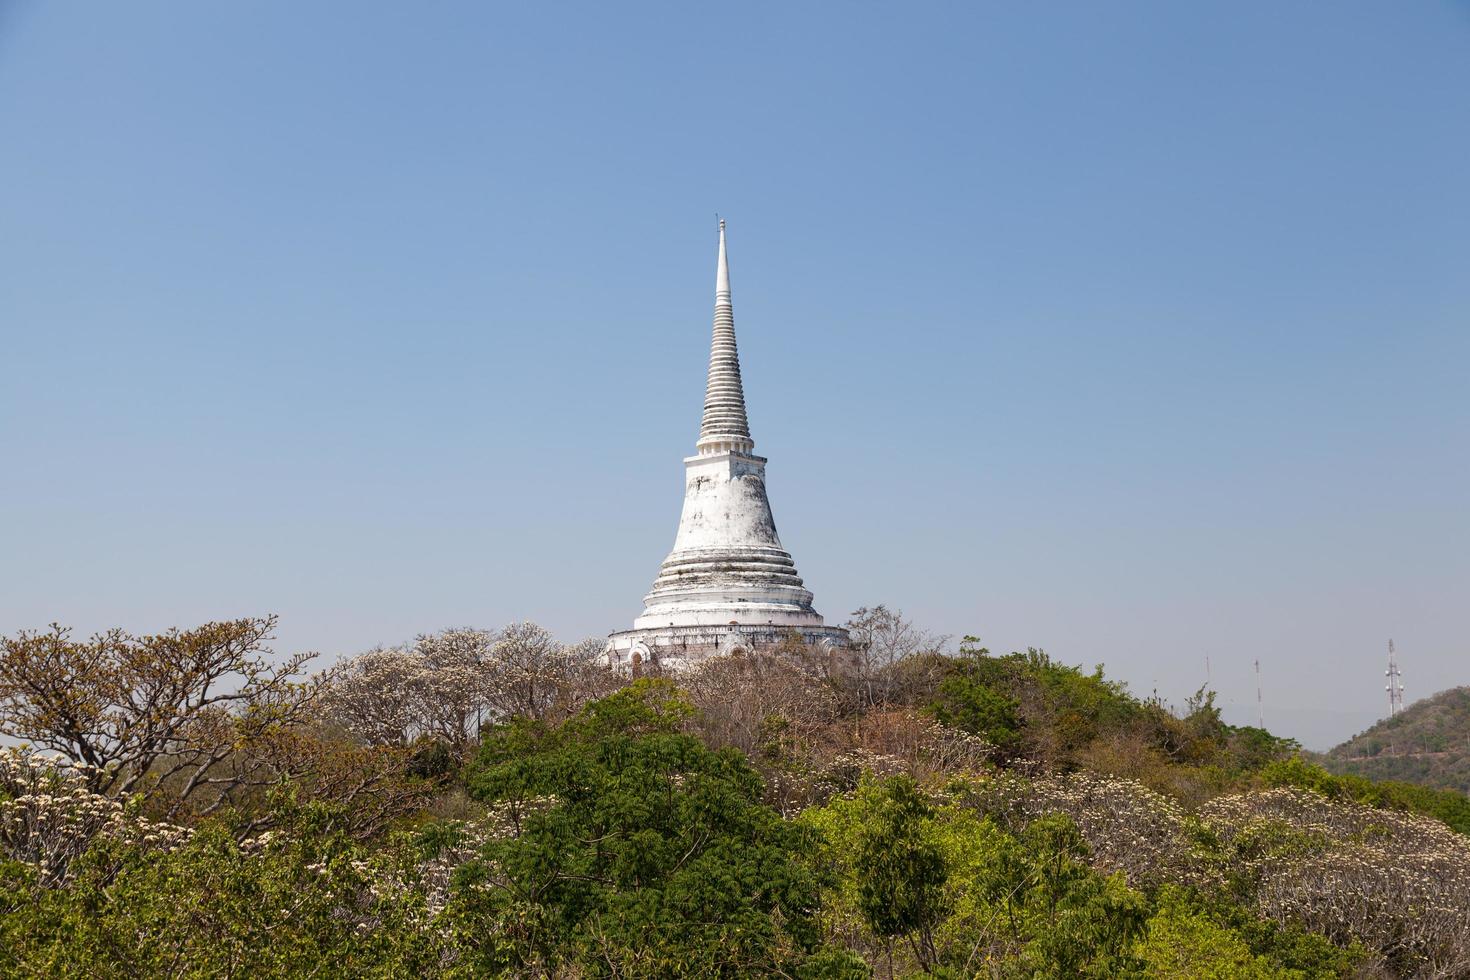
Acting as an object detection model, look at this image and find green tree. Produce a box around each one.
[854,775,948,970]
[458,679,841,977]
[928,642,1023,752]
[1000,815,1148,977]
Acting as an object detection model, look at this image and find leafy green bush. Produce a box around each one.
[928,644,1141,760]
[460,679,840,977]
[803,777,1149,977]
[1143,886,1364,979]
[0,802,446,978]
[1137,895,1292,979]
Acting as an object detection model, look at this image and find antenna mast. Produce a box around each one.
[1386,639,1404,717]
[1254,658,1264,728]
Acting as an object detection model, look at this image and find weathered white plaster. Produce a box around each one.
[607,221,848,669]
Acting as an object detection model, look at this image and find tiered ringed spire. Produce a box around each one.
[696,219,754,455]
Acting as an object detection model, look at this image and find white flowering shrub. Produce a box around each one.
[942,768,1470,973]
[1201,786,1470,976]
[957,769,1215,891]
[0,748,191,886]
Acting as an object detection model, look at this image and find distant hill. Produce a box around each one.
[1318,686,1470,795]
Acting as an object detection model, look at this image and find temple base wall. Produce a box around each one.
[606,623,851,673]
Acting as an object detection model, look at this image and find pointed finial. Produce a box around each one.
[715,216,731,297]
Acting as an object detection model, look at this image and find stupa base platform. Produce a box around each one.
[605,623,850,673]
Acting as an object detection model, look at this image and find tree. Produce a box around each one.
[322,624,613,757]
[1008,815,1148,976]
[843,605,945,708]
[416,627,498,746]
[458,680,839,976]
[323,630,499,752]
[0,616,325,817]
[483,621,609,722]
[854,775,948,970]
[318,645,423,747]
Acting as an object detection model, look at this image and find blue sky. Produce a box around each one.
[2,2,1466,748]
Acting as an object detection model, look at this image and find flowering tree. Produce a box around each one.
[322,630,502,751]
[317,646,424,747]
[482,623,608,721]
[0,617,326,809]
[417,628,499,744]
[322,623,612,754]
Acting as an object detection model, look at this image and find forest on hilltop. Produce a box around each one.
[2,610,1469,978]
[1316,687,1470,796]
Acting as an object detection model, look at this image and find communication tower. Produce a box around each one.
[1254,658,1264,728]
[1386,639,1404,717]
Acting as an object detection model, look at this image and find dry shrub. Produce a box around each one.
[828,709,993,777]
[682,651,993,814]
[1076,730,1233,807]
[681,647,843,814]
[682,646,843,758]
[806,710,996,811]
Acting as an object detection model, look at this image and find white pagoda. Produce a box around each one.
[606,221,849,670]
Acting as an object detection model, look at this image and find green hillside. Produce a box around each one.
[1319,686,1470,795]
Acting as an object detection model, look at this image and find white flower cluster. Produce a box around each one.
[411,796,559,916]
[295,794,559,935]
[917,719,996,773]
[817,749,910,796]
[962,769,1214,889]
[0,748,191,886]
[1200,787,1470,974]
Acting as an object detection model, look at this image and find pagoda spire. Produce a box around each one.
[605,219,850,669]
[697,219,754,454]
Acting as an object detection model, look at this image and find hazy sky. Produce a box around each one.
[3,2,1466,749]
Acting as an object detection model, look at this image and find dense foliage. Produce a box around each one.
[457,681,844,976]
[2,614,1468,977]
